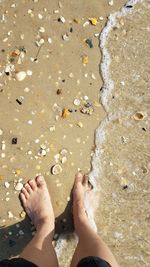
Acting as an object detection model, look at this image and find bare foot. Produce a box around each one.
[20,175,54,232]
[73,172,94,235]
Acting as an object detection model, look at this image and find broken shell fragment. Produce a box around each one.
[14,182,23,191]
[62,33,69,41]
[20,210,26,218]
[82,55,88,65]
[89,17,98,26]
[15,71,27,81]
[51,164,62,175]
[62,108,70,118]
[132,112,145,121]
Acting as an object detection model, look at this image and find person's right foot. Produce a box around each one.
[73,172,94,235]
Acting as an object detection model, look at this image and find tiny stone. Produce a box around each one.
[0,129,3,135]
[28,120,32,125]
[56,89,62,95]
[12,138,17,144]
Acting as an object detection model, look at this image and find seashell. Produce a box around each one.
[77,121,83,128]
[82,55,88,65]
[142,166,149,174]
[89,17,97,26]
[8,211,13,218]
[73,98,80,106]
[60,148,68,155]
[62,108,69,118]
[4,181,10,188]
[62,33,69,41]
[132,112,145,121]
[15,182,23,191]
[15,71,27,81]
[51,164,62,175]
[61,156,67,164]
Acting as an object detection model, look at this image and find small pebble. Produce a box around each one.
[12,138,17,144]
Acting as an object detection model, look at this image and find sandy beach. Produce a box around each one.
[0,0,149,266]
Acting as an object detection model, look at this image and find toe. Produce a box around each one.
[75,172,83,184]
[28,179,37,191]
[25,183,32,194]
[36,175,46,187]
[21,187,29,199]
[83,174,93,191]
[20,192,27,206]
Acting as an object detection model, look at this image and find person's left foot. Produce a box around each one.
[20,175,54,232]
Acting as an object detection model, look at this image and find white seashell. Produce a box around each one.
[59,16,66,23]
[8,211,13,218]
[16,71,27,81]
[4,181,10,188]
[73,98,80,106]
[39,26,45,33]
[26,70,32,76]
[48,37,52,44]
[51,164,62,175]
[15,182,23,191]
[60,148,68,155]
[62,33,69,41]
[61,156,67,164]
[0,129,3,135]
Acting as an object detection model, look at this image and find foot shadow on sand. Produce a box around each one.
[0,193,74,260]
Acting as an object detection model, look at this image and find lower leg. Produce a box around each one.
[20,176,59,267]
[71,173,119,267]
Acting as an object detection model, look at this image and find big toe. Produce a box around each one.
[73,172,84,202]
[36,175,46,187]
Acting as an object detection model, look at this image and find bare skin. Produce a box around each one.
[19,173,119,267]
[19,175,59,267]
[71,172,119,267]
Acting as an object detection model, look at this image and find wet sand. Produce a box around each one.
[0,0,149,267]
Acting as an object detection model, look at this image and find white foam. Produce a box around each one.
[100,0,143,112]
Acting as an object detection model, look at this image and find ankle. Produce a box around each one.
[36,219,54,233]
